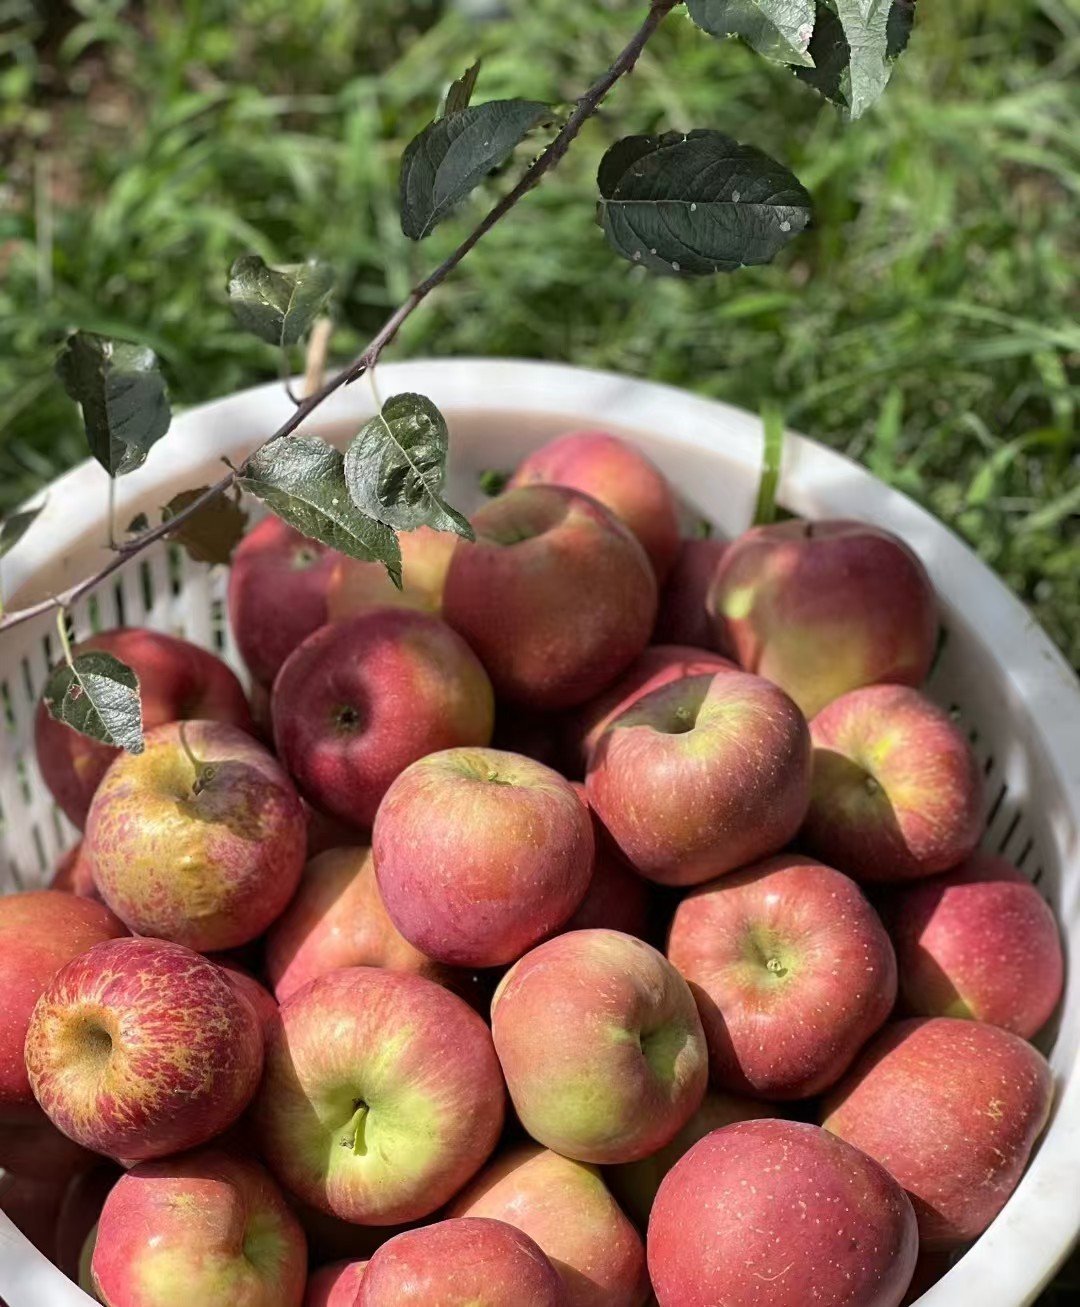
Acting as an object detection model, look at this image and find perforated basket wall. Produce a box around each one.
[1,361,1077,1306]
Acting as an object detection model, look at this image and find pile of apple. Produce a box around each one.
[0,429,1065,1307]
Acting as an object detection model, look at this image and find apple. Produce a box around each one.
[50,840,98,899]
[255,967,504,1225]
[305,1259,368,1307]
[667,854,897,1098]
[884,852,1063,1037]
[0,1103,95,1181]
[568,644,735,768]
[84,719,306,951]
[605,1089,773,1229]
[0,890,125,1122]
[358,1217,567,1307]
[374,747,593,968]
[585,670,810,886]
[228,515,341,689]
[34,627,253,828]
[218,961,281,1038]
[0,1170,69,1257]
[447,1142,648,1307]
[92,1149,307,1307]
[491,929,707,1165]
[272,607,495,829]
[563,787,651,940]
[292,1201,413,1265]
[647,1119,918,1307]
[265,845,465,1002]
[708,519,939,719]
[304,802,366,859]
[822,1017,1053,1248]
[56,1163,121,1280]
[25,936,264,1162]
[801,684,984,882]
[508,429,680,582]
[328,526,458,619]
[443,485,656,710]
[652,536,730,652]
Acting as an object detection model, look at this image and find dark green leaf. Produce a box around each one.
[239,435,402,579]
[687,0,816,66]
[795,1,915,118]
[56,333,171,478]
[227,255,335,347]
[400,99,550,240]
[344,394,474,538]
[162,486,249,565]
[43,651,144,753]
[597,130,812,276]
[127,512,150,535]
[0,501,45,560]
[444,60,481,116]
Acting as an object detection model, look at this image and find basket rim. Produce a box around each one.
[2,356,1078,1306]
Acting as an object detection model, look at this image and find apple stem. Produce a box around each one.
[177,722,217,796]
[345,1100,369,1156]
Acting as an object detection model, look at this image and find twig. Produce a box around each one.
[303,317,334,398]
[0,0,677,639]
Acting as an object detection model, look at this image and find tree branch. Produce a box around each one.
[0,0,678,639]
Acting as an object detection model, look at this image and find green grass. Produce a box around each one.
[1,0,1077,670]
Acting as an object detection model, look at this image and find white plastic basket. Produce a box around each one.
[1,359,1077,1306]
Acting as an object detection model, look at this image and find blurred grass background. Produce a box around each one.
[1,0,1077,669]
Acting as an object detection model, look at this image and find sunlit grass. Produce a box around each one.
[1,0,1076,668]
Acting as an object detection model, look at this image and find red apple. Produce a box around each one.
[885,852,1063,1037]
[508,430,680,582]
[291,1201,414,1267]
[586,670,810,886]
[218,961,280,1039]
[448,1143,648,1307]
[84,719,306,951]
[328,526,457,619]
[822,1017,1053,1248]
[802,685,984,882]
[56,1163,121,1280]
[256,967,504,1225]
[272,608,494,829]
[228,515,341,689]
[50,840,98,899]
[667,854,897,1098]
[305,1259,368,1307]
[491,929,707,1165]
[564,834,651,941]
[34,627,253,828]
[0,1103,95,1181]
[605,1089,774,1229]
[304,803,365,859]
[0,1170,69,1257]
[358,1217,567,1307]
[443,486,656,710]
[648,1119,918,1307]
[652,536,730,651]
[92,1149,307,1307]
[25,937,263,1162]
[568,644,735,768]
[0,890,125,1121]
[265,846,463,1003]
[708,519,939,719]
[374,748,593,968]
